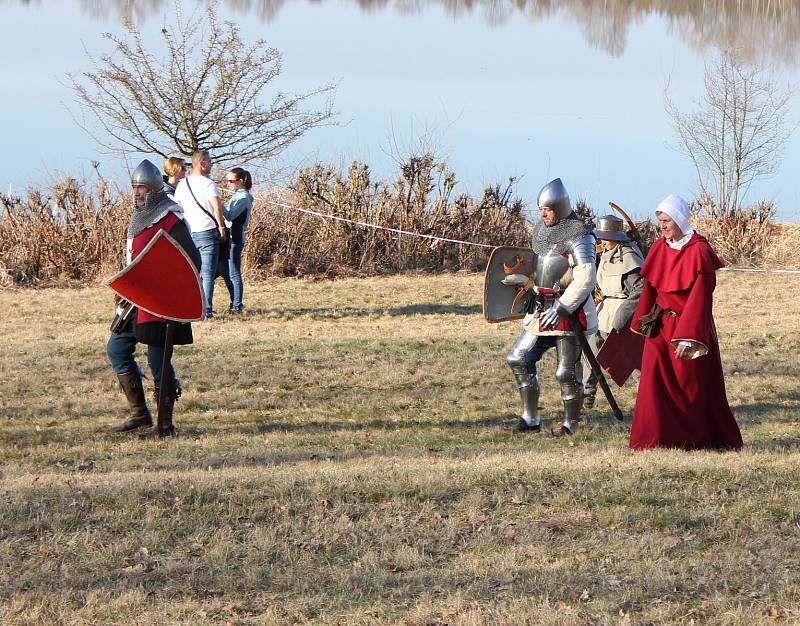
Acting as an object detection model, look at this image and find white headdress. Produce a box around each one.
[656,194,692,239]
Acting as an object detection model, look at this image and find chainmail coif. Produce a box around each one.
[530,212,591,255]
[126,190,181,238]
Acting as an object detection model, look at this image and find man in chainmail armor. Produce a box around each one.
[106,159,200,436]
[503,178,598,435]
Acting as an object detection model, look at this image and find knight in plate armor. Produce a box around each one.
[502,178,597,435]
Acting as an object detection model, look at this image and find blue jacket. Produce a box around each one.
[223,190,253,245]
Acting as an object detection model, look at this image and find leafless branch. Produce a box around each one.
[665,50,795,216]
[66,0,337,169]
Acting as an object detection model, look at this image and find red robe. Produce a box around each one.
[629,235,742,450]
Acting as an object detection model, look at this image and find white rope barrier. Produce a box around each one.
[718,267,800,274]
[261,198,800,275]
[263,199,494,249]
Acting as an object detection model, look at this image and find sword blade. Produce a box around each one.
[569,313,624,421]
[157,321,176,437]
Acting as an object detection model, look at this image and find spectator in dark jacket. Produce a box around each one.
[219,167,253,314]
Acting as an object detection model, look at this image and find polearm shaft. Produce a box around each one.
[157,321,175,437]
[569,313,624,421]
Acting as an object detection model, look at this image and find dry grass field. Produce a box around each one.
[1,271,799,625]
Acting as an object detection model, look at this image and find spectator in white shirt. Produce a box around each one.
[173,150,227,317]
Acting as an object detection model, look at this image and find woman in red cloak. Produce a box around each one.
[629,194,742,450]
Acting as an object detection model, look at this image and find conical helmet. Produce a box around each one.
[537,178,571,220]
[131,159,164,193]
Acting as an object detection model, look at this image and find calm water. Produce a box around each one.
[2,0,799,220]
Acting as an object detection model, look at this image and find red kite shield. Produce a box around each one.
[105,229,204,322]
[596,328,645,386]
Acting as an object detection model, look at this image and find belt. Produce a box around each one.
[663,309,680,317]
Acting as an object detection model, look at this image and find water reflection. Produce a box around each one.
[7,0,799,62]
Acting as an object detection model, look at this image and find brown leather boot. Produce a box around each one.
[109,370,152,432]
[140,383,180,438]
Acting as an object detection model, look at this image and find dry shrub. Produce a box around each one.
[632,199,798,267]
[574,198,596,229]
[4,163,795,288]
[0,157,527,287]
[0,177,130,287]
[245,155,529,277]
[632,218,660,257]
[764,222,800,268]
[691,196,776,267]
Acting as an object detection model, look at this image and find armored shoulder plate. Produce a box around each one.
[570,233,597,266]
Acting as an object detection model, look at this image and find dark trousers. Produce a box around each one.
[524,335,558,374]
[218,242,244,310]
[107,329,176,390]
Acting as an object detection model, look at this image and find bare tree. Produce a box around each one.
[665,51,794,216]
[67,1,336,169]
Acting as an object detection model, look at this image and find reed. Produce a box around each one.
[691,197,778,267]
[0,159,797,288]
[0,177,130,287]
[245,157,528,278]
